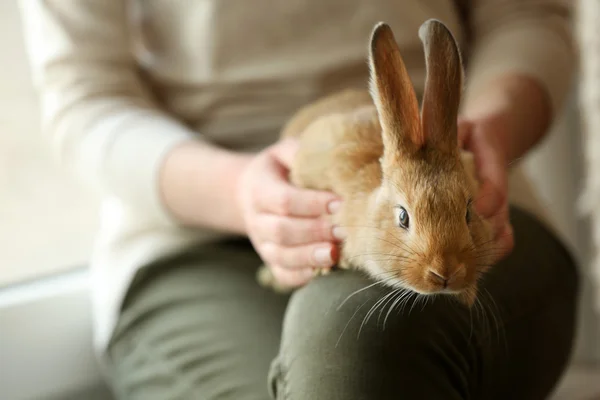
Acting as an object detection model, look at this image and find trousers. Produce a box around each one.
[104,206,579,399]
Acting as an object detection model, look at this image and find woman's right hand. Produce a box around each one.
[236,139,343,288]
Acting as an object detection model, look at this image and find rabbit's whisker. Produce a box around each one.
[383,288,413,329]
[336,224,424,257]
[335,298,368,347]
[345,251,418,264]
[377,288,405,327]
[336,279,387,311]
[472,290,507,353]
[358,289,398,338]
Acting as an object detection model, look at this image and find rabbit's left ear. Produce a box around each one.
[419,19,464,154]
[368,22,423,159]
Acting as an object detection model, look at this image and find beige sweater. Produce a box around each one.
[18,0,575,361]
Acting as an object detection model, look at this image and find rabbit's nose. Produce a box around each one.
[428,269,449,288]
[427,266,462,288]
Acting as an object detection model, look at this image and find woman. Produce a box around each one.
[20,0,578,398]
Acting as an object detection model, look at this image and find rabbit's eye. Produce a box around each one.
[398,206,410,229]
[466,199,473,224]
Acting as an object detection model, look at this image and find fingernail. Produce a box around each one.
[327,200,342,214]
[475,200,492,218]
[313,247,333,266]
[332,226,347,240]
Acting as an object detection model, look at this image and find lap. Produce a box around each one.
[104,207,579,400]
[271,206,580,400]
[105,239,291,400]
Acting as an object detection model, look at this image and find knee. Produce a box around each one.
[270,270,473,399]
[508,206,581,300]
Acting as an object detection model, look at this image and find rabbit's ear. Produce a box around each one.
[368,22,423,159]
[418,19,463,154]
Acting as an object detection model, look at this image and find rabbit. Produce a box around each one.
[257,19,494,307]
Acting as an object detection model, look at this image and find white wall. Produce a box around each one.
[0,1,105,398]
[0,0,100,287]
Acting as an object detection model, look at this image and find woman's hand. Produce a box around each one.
[236,138,343,288]
[458,74,553,264]
[458,116,514,263]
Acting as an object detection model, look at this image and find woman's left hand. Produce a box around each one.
[457,74,554,264]
[458,114,514,263]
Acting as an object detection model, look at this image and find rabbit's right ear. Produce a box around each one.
[418,19,463,154]
[368,22,423,161]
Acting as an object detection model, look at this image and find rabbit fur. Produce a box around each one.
[257,19,494,307]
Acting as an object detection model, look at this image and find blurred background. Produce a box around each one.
[1,1,600,399]
[0,1,104,399]
[0,0,100,290]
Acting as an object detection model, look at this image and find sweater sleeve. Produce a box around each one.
[462,0,576,117]
[18,0,198,225]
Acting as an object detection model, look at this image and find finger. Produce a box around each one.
[491,221,515,264]
[254,158,340,217]
[481,200,513,264]
[475,179,506,219]
[267,139,342,217]
[468,133,508,218]
[269,265,314,288]
[486,201,509,239]
[260,241,339,270]
[254,214,342,246]
[457,118,473,149]
[269,138,300,169]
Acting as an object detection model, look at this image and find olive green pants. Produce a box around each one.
[104,207,579,399]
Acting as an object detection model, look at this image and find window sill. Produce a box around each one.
[0,268,105,400]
